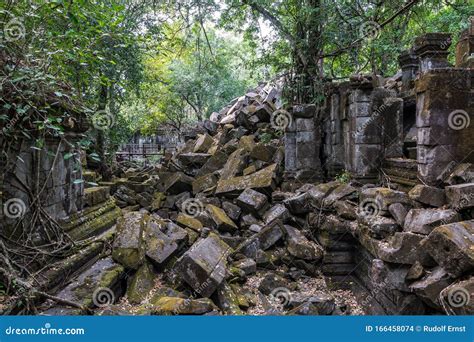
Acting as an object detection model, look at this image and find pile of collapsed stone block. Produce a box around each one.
[37,77,473,316]
[104,79,472,315]
[99,83,348,315]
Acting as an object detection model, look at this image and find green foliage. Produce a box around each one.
[123,23,260,134]
[0,0,157,160]
[1,0,472,167]
[335,170,351,184]
[259,132,273,144]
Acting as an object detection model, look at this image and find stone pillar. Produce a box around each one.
[347,78,381,182]
[414,33,452,73]
[284,118,297,175]
[415,69,474,185]
[455,17,474,68]
[326,90,346,176]
[398,50,419,95]
[284,104,323,182]
[347,76,404,182]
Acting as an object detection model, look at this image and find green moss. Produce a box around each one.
[126,262,155,304]
[112,248,143,270]
[69,207,122,241]
[176,213,203,231]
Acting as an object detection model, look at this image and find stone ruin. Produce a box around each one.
[1,22,473,316]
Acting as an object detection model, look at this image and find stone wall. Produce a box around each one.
[0,134,84,235]
[285,23,474,187]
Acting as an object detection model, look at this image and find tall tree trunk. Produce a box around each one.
[96,84,112,181]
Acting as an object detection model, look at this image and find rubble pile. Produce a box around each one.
[39,80,473,316]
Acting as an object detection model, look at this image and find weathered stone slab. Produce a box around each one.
[150,296,216,315]
[370,259,410,291]
[176,213,203,232]
[445,183,474,209]
[334,200,357,220]
[206,204,238,232]
[258,222,285,250]
[408,185,446,207]
[262,203,290,224]
[214,282,243,315]
[307,182,341,208]
[192,174,217,194]
[221,201,242,221]
[83,186,110,207]
[239,213,259,228]
[287,292,336,315]
[249,143,277,162]
[410,266,453,308]
[193,133,214,153]
[53,257,124,309]
[126,262,155,304]
[238,135,256,152]
[145,217,184,267]
[241,221,285,255]
[177,153,211,167]
[323,184,357,206]
[161,172,193,195]
[258,273,291,295]
[235,188,268,216]
[215,164,277,196]
[220,148,248,180]
[112,212,146,269]
[403,209,460,235]
[374,188,411,210]
[232,258,257,275]
[175,233,232,298]
[284,225,323,261]
[363,216,400,239]
[196,151,228,177]
[359,231,434,266]
[406,261,425,281]
[423,220,474,278]
[388,203,408,226]
[283,192,313,215]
